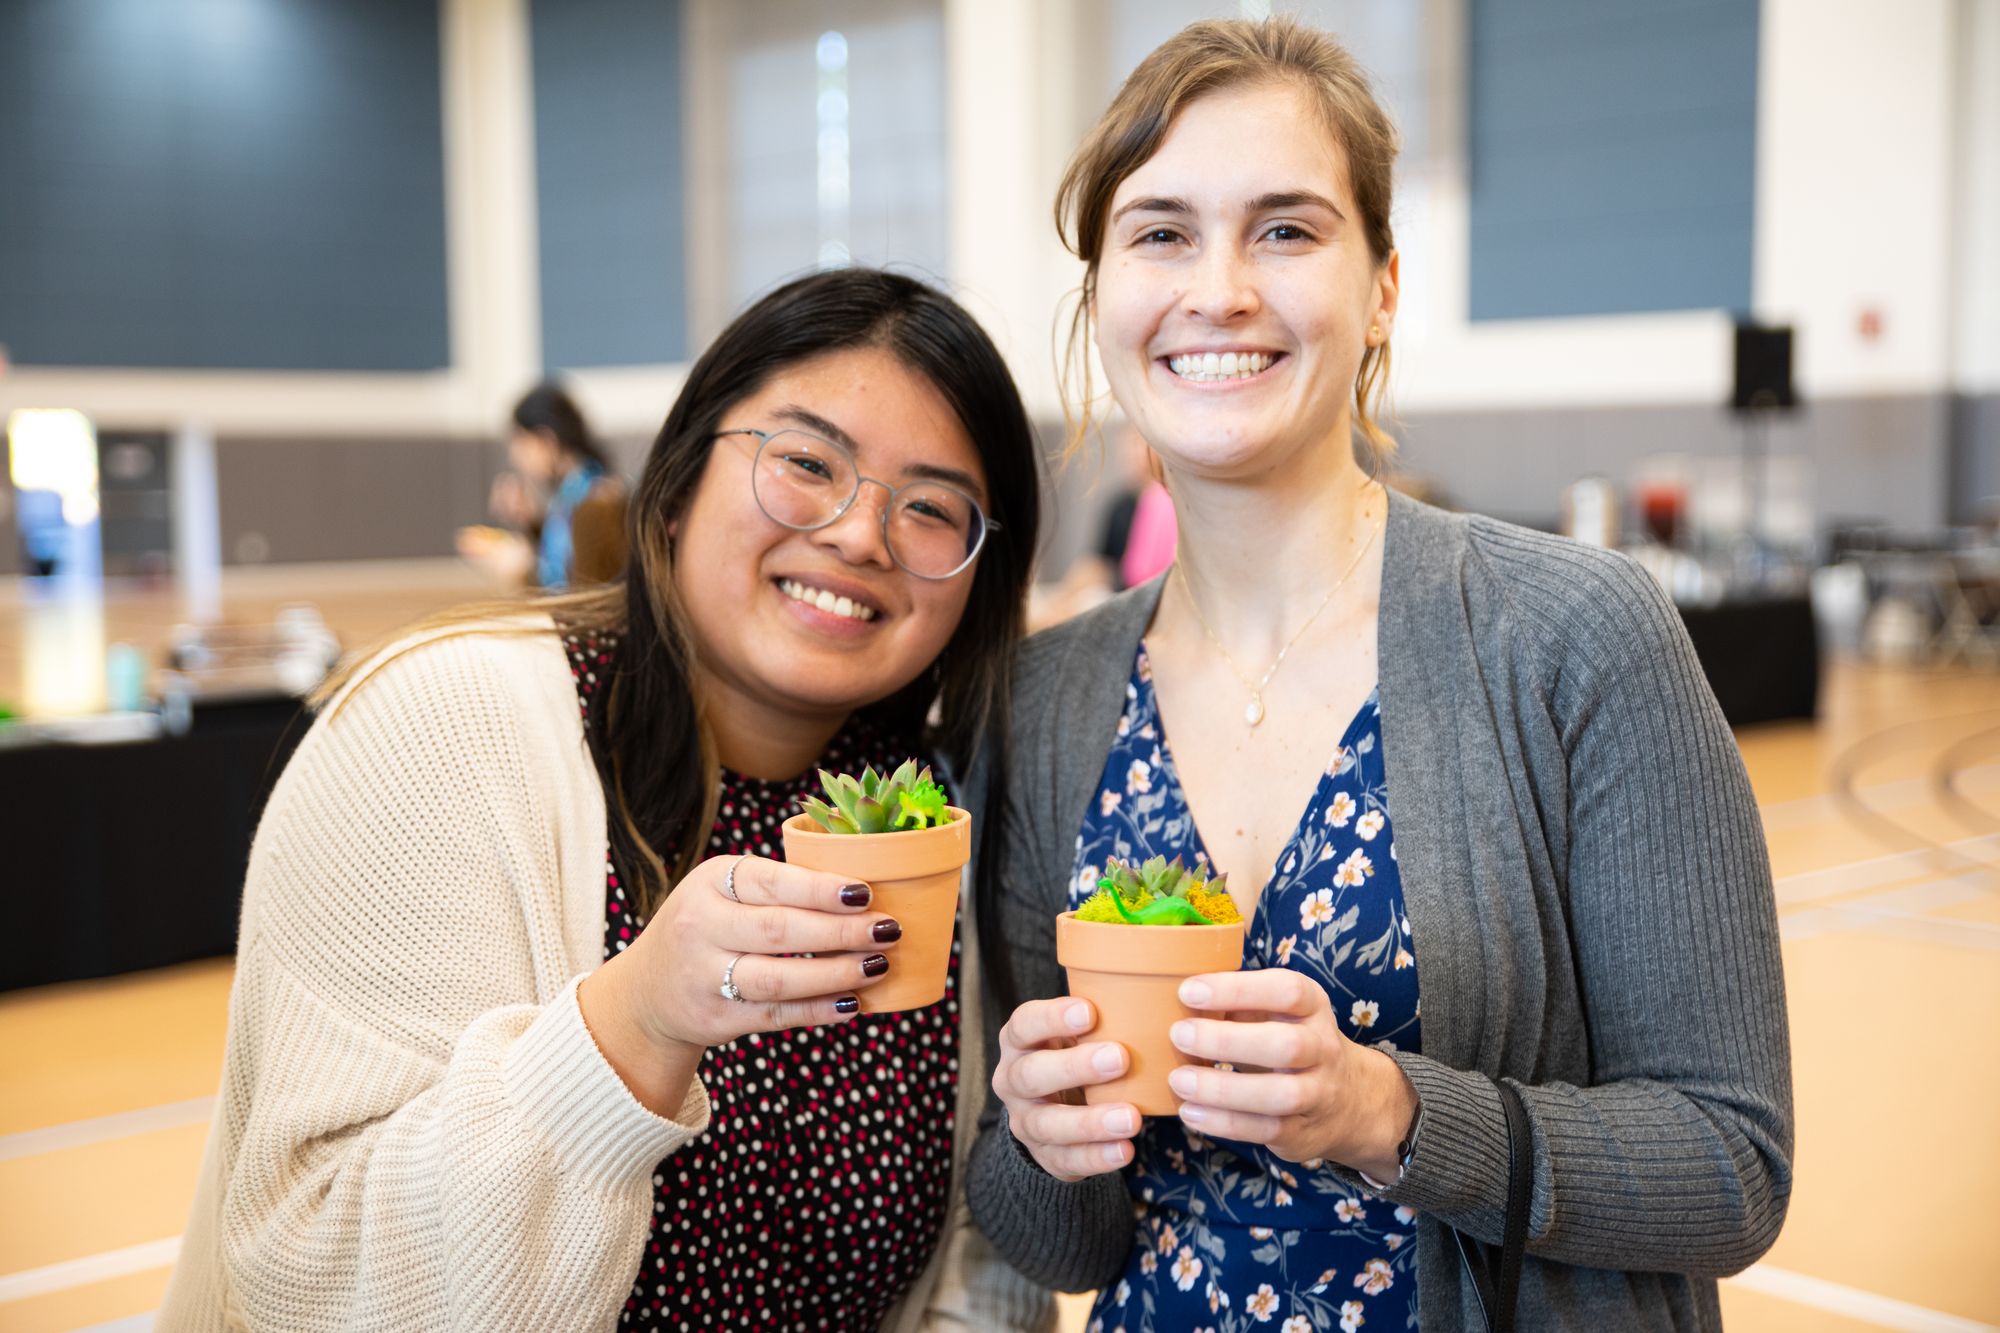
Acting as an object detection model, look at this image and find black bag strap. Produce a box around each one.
[1448,1080,1534,1332]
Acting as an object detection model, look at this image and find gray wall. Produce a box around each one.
[1395,394,1955,535]
[531,0,689,369]
[0,0,449,371]
[1468,0,1758,320]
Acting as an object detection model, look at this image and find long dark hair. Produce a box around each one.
[513,382,614,473]
[593,268,1039,914]
[315,269,1038,919]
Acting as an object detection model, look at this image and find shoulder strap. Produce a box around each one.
[1448,1080,1534,1332]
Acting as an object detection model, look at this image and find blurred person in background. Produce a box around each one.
[458,382,631,589]
[159,269,1044,1332]
[968,18,1791,1333]
[1035,425,1177,629]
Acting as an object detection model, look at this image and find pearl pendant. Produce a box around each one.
[1245,694,1265,726]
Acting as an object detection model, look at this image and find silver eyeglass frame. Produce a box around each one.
[714,427,999,580]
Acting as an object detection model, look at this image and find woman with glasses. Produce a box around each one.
[160,269,1042,1332]
[965,18,1791,1333]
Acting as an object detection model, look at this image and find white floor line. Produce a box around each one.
[0,1237,178,1304]
[1728,1263,1999,1331]
[1760,761,2000,833]
[0,1096,214,1162]
[72,1314,155,1332]
[1772,833,2000,907]
[1781,872,2000,948]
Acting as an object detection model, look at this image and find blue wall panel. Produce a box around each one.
[0,0,450,370]
[530,0,687,369]
[1468,0,1758,320]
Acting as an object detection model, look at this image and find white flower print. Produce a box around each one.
[1356,809,1385,841]
[1207,1279,1229,1313]
[1300,889,1334,930]
[1334,848,1374,888]
[1274,1188,1293,1206]
[1350,999,1380,1029]
[1340,1300,1367,1332]
[1139,1248,1157,1275]
[1355,1258,1395,1295]
[1116,1278,1130,1306]
[1326,744,1353,776]
[1275,934,1297,965]
[1076,865,1100,897]
[1394,946,1414,970]
[1394,1204,1417,1225]
[1246,1283,1280,1320]
[1283,1317,1312,1333]
[1310,1268,1336,1293]
[1127,759,1152,794]
[1117,712,1131,737]
[1156,1222,1178,1254]
[1335,1196,1367,1223]
[1172,1246,1203,1291]
[1385,1233,1404,1250]
[1100,789,1122,817]
[1325,790,1357,827]
[1249,1226,1274,1240]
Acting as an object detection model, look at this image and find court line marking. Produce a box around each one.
[0,1096,214,1162]
[1772,834,2000,907]
[1780,872,2000,948]
[1760,761,2000,832]
[0,1237,178,1304]
[1727,1262,1999,1331]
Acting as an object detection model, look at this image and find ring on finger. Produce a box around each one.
[723,854,750,903]
[720,952,749,1003]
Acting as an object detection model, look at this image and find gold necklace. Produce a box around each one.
[1173,492,1384,727]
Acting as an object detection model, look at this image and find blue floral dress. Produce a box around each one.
[1072,646,1422,1333]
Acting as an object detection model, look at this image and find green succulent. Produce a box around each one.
[799,759,953,835]
[1076,854,1238,926]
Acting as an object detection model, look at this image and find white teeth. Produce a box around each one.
[1167,352,1274,382]
[779,579,877,622]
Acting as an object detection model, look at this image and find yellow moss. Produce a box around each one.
[1184,886,1241,925]
[1076,887,1152,922]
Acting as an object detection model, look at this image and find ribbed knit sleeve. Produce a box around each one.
[1375,534,1794,1277]
[157,630,710,1333]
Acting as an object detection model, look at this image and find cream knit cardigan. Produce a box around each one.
[158,617,1034,1332]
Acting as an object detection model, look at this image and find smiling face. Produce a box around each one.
[669,344,989,727]
[1092,79,1397,482]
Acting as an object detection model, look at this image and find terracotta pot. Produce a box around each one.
[780,808,970,1013]
[1057,910,1245,1116]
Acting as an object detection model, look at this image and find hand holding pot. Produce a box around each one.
[1165,967,1418,1182]
[578,854,900,1116]
[992,997,1142,1182]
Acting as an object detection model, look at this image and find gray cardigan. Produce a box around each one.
[963,491,1793,1331]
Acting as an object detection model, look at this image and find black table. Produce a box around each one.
[1676,594,1819,727]
[1,695,308,991]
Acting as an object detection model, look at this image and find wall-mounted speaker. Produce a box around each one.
[1731,322,1798,412]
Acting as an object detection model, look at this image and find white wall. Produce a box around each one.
[1952,0,2000,394]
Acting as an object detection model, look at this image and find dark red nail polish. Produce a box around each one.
[861,953,889,977]
[872,919,902,944]
[834,996,860,1014]
[840,884,871,908]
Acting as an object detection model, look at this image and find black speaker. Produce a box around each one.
[1731,322,1798,412]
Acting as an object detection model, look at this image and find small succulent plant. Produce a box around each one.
[799,759,953,835]
[1077,854,1241,926]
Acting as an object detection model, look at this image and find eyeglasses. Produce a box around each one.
[715,427,999,580]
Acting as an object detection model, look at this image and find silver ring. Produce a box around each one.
[719,953,748,1003]
[724,854,750,903]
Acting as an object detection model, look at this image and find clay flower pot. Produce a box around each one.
[1057,911,1245,1116]
[781,808,970,1013]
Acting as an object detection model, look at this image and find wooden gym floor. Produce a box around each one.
[1,575,1996,1331]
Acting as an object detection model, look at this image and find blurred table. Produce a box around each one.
[0,693,307,990]
[0,559,509,990]
[1676,593,1819,727]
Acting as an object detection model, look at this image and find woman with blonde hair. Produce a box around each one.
[967,18,1790,1331]
[160,268,1042,1331]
